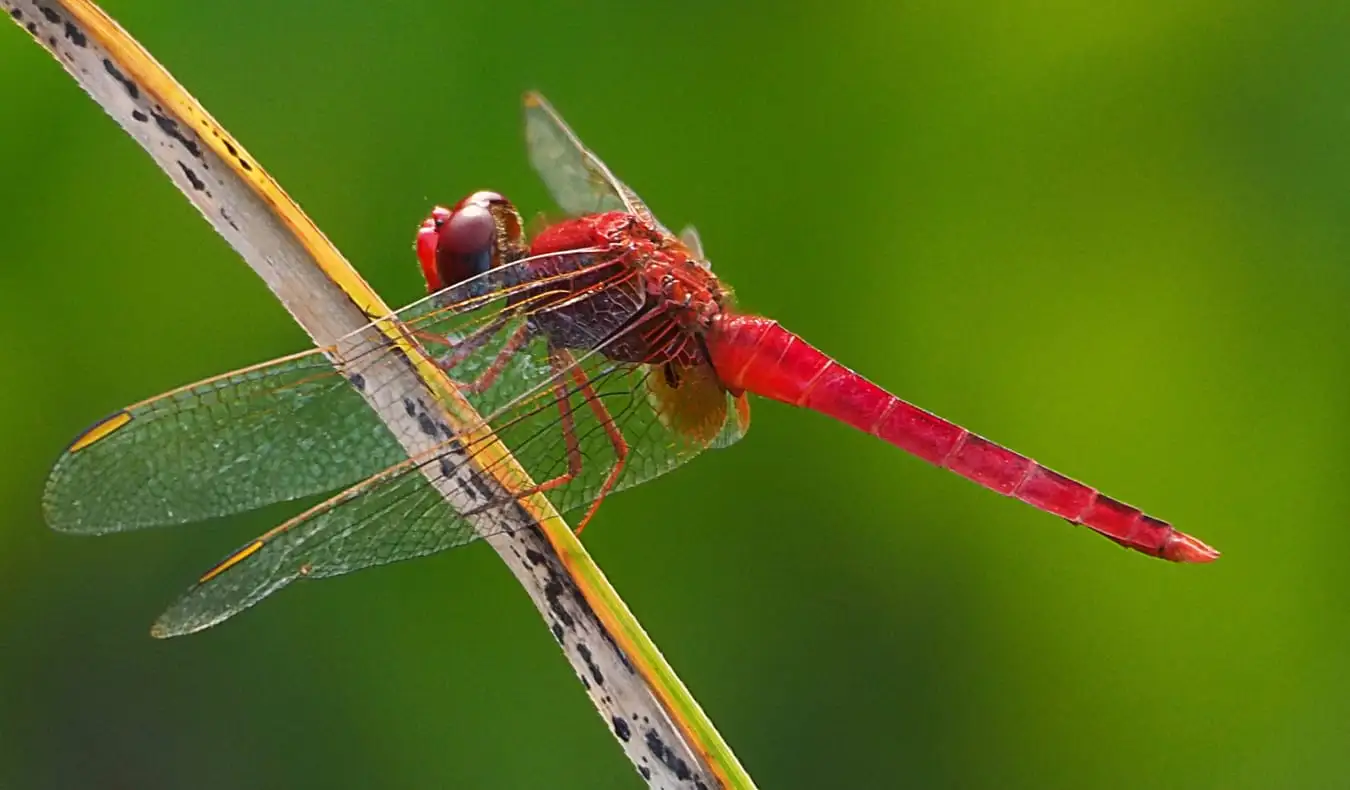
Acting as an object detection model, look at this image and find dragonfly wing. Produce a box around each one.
[151,449,481,637]
[153,312,751,635]
[43,249,620,535]
[44,350,404,534]
[523,92,672,237]
[678,225,704,258]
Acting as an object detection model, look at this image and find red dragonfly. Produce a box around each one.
[45,93,1217,636]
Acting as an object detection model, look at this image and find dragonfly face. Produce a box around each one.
[417,190,526,293]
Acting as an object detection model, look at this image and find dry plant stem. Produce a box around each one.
[4,2,755,787]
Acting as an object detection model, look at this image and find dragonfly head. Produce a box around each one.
[416,191,526,293]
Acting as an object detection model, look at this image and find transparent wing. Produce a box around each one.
[153,307,750,636]
[523,91,672,236]
[44,245,615,534]
[43,350,404,533]
[679,225,704,258]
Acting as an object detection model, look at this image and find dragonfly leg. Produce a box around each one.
[527,350,584,496]
[417,312,511,372]
[562,355,629,536]
[411,320,531,394]
[491,348,627,536]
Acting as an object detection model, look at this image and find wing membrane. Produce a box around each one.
[44,350,402,533]
[523,91,671,236]
[44,247,618,534]
[153,310,749,635]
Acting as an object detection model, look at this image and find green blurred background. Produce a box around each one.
[1,1,1346,787]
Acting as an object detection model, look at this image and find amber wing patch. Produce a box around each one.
[645,361,729,447]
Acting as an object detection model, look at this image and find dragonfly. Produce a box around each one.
[44,92,1218,637]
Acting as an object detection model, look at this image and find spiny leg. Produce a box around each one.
[527,346,585,496]
[413,320,532,395]
[490,347,629,536]
[558,352,630,536]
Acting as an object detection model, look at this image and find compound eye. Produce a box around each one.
[416,192,524,294]
[433,203,496,289]
[438,203,495,257]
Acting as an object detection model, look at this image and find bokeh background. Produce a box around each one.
[2,1,1347,788]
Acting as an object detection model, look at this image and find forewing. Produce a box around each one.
[43,248,612,535]
[43,350,403,533]
[523,91,671,236]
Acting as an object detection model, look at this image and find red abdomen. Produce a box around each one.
[704,313,1217,563]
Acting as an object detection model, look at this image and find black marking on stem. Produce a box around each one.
[611,715,632,742]
[569,582,635,675]
[39,5,58,25]
[438,457,469,495]
[542,574,576,630]
[62,20,84,47]
[150,109,203,158]
[466,472,494,501]
[643,729,693,782]
[638,765,652,781]
[131,109,148,122]
[550,621,564,643]
[177,161,206,192]
[9,8,22,21]
[576,642,604,687]
[102,59,138,100]
[347,372,366,391]
[524,547,545,567]
[402,397,417,418]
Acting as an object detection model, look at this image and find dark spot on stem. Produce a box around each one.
[550,622,564,643]
[611,715,631,742]
[40,6,60,24]
[62,21,85,47]
[577,642,604,687]
[131,109,148,123]
[438,457,464,491]
[542,575,575,630]
[524,548,545,567]
[402,398,417,418]
[177,161,206,192]
[638,765,651,781]
[644,730,693,781]
[467,473,494,501]
[347,372,366,391]
[102,59,139,100]
[150,110,202,158]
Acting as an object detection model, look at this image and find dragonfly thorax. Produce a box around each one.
[513,212,721,368]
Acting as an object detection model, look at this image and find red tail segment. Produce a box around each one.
[705,313,1217,563]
